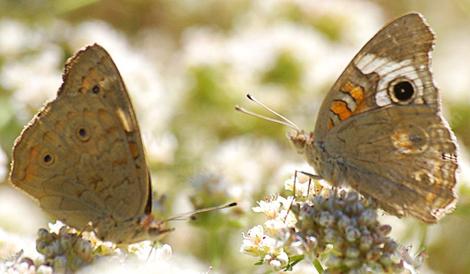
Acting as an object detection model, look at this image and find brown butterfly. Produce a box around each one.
[238,13,458,223]
[9,44,169,245]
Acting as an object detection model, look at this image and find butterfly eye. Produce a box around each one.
[388,78,416,104]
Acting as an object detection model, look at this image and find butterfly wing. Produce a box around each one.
[309,13,457,222]
[324,105,457,222]
[9,44,150,229]
[314,13,437,138]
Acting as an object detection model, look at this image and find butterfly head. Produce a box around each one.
[288,130,315,155]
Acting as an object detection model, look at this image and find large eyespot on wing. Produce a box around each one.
[314,13,437,137]
[352,13,437,107]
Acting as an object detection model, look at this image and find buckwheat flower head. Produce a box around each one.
[35,225,96,272]
[2,220,175,273]
[241,176,420,273]
[241,195,300,271]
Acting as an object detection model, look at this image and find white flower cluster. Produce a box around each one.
[241,175,416,273]
[240,176,316,271]
[241,196,295,270]
[240,175,323,270]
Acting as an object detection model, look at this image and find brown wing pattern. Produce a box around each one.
[10,44,150,228]
[326,105,457,222]
[315,13,437,138]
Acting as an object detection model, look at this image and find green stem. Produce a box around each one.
[312,258,324,273]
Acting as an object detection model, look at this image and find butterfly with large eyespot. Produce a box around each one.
[9,44,236,245]
[237,13,458,223]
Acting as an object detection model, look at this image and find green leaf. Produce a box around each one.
[312,258,325,273]
[255,258,264,266]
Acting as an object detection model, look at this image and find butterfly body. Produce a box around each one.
[290,13,457,223]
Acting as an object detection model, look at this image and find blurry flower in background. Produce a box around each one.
[0,229,38,261]
[0,20,43,57]
[200,137,285,211]
[1,45,62,120]
[144,133,178,165]
[0,148,7,182]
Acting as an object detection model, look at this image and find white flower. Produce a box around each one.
[48,221,67,233]
[0,228,40,264]
[128,242,173,261]
[240,225,264,256]
[264,219,290,239]
[269,258,282,269]
[259,235,282,254]
[155,244,173,260]
[264,248,289,270]
[253,199,282,219]
[284,174,326,199]
[253,196,295,222]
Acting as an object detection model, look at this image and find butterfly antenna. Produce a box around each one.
[235,93,300,131]
[163,202,237,222]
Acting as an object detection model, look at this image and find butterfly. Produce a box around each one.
[238,13,458,223]
[9,44,169,245]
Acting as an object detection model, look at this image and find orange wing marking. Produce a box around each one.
[341,81,366,113]
[330,100,352,121]
[328,82,366,130]
[327,119,334,130]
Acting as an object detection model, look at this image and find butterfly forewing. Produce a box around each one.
[314,13,437,138]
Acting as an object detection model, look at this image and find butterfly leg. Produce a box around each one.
[297,170,322,180]
[291,170,322,197]
[284,170,322,223]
